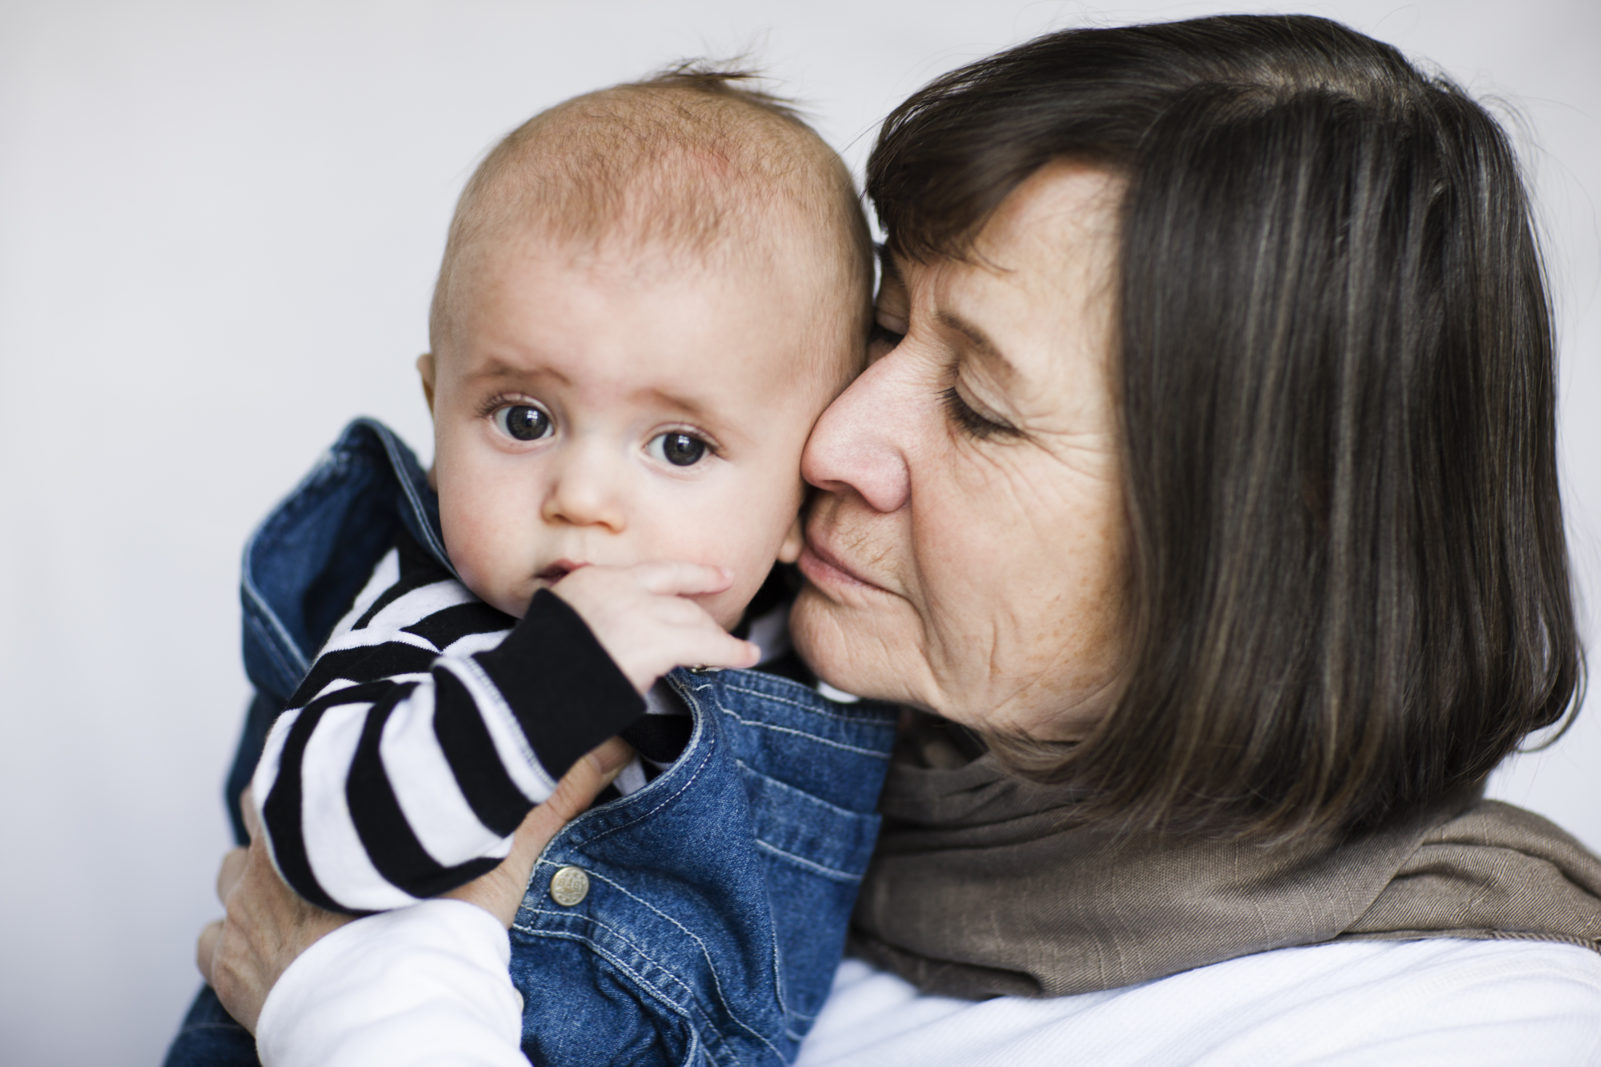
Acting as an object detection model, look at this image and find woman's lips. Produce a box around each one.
[797,532,885,594]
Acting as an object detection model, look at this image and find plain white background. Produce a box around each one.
[1,2,1596,1062]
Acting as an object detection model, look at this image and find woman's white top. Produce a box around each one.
[256,899,1601,1066]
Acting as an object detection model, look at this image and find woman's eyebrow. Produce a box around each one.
[935,308,1018,386]
[880,243,1016,384]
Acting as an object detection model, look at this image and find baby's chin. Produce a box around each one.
[468,582,537,620]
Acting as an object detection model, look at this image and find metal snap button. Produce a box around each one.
[549,865,589,906]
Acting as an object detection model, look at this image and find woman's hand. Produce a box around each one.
[196,738,633,1033]
[443,736,632,926]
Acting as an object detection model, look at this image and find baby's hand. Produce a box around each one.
[550,562,760,694]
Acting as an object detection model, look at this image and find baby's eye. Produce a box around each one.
[650,431,710,467]
[492,404,552,442]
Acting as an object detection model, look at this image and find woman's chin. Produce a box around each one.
[790,582,896,704]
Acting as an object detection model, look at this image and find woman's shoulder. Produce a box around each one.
[797,940,1601,1066]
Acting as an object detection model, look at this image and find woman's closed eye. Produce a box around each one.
[941,384,1021,440]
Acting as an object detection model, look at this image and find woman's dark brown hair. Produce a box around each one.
[868,14,1585,837]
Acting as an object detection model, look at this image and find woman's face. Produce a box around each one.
[791,162,1129,740]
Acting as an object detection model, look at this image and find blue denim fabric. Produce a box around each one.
[165,418,898,1066]
[513,666,893,1065]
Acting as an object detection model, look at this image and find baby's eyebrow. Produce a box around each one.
[636,383,763,451]
[464,358,570,388]
[633,385,722,426]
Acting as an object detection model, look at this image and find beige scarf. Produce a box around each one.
[849,716,1601,998]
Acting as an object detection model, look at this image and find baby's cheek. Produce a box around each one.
[447,552,486,602]
[439,526,500,611]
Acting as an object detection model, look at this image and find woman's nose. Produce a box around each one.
[801,349,913,513]
[540,442,626,531]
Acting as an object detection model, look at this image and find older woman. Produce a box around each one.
[197,14,1601,1064]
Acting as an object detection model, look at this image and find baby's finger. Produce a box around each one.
[629,561,736,597]
[675,628,761,671]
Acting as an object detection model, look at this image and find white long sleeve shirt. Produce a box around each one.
[256,902,1601,1066]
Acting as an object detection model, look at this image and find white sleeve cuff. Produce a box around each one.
[256,899,527,1067]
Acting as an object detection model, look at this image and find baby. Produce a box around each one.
[220,69,896,1066]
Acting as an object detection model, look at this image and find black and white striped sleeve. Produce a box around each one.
[251,545,644,914]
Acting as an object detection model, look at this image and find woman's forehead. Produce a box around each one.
[892,165,1122,376]
[973,162,1123,272]
[889,164,1121,288]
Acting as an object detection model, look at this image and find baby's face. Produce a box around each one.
[424,237,856,629]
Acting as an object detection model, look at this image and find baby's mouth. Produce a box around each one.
[536,560,583,584]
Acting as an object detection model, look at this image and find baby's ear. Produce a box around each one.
[778,513,804,565]
[416,353,437,414]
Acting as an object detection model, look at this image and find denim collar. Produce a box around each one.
[240,418,449,704]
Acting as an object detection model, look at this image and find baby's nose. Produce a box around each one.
[540,445,627,531]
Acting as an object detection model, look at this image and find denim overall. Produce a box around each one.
[163,419,898,1066]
